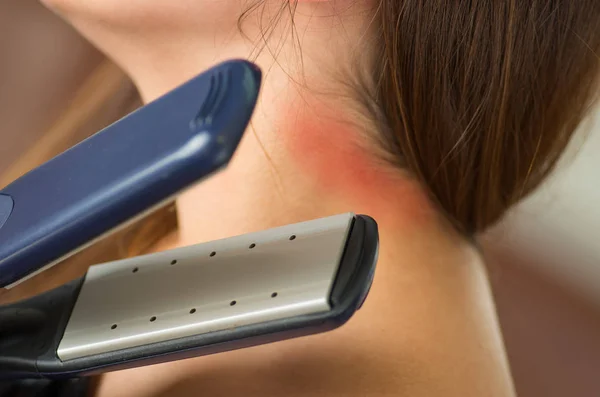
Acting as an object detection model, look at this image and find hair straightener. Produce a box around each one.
[0,60,379,380]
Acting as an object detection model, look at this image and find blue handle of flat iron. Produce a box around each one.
[0,59,261,288]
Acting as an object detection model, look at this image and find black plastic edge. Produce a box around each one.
[33,215,379,378]
[0,278,84,380]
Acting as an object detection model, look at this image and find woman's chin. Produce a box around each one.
[39,0,72,13]
[40,0,243,38]
[39,0,110,24]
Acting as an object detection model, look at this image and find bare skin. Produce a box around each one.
[42,1,516,395]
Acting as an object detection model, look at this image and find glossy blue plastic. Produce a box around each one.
[0,60,261,288]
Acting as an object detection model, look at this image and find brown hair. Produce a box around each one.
[246,1,600,235]
[372,1,600,234]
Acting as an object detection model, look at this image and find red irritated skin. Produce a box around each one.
[279,97,439,234]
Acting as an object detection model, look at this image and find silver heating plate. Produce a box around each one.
[57,213,354,361]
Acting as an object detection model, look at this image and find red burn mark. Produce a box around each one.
[280,99,436,229]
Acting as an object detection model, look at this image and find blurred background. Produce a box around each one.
[1,1,599,396]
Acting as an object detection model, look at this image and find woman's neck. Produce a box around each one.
[67,0,446,249]
[135,62,437,246]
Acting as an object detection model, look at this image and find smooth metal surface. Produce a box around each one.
[58,213,354,361]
